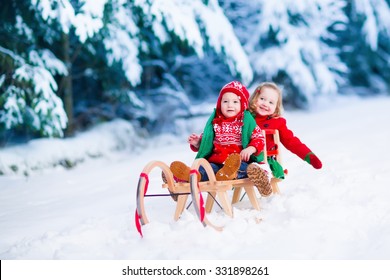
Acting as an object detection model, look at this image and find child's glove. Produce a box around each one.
[304,152,322,169]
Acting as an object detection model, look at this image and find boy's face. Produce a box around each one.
[220,92,241,118]
[254,87,278,116]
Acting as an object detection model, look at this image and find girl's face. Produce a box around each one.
[254,87,278,116]
[220,92,241,118]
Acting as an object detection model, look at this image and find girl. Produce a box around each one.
[249,82,322,178]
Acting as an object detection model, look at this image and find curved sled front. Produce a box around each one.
[136,161,173,225]
[135,160,192,237]
[189,158,236,231]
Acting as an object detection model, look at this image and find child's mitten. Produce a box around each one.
[304,152,322,169]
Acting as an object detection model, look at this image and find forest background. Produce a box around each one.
[0,0,389,149]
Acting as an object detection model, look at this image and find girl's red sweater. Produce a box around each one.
[255,115,312,160]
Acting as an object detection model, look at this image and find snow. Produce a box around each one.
[0,119,144,176]
[32,0,75,34]
[104,1,142,86]
[104,27,142,86]
[1,96,390,260]
[73,0,106,43]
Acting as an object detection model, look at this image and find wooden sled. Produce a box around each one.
[135,129,285,236]
[135,158,262,235]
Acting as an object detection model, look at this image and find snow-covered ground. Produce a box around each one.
[1,96,390,260]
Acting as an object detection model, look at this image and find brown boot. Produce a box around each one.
[170,161,201,182]
[161,172,178,202]
[247,163,272,197]
[170,161,191,182]
[215,153,241,181]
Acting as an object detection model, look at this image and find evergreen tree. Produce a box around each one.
[220,0,349,108]
[127,0,253,133]
[1,0,253,143]
[0,1,68,142]
[342,0,390,94]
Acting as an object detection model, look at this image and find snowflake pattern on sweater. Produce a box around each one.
[207,119,264,164]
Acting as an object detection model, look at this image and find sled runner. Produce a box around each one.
[135,160,192,237]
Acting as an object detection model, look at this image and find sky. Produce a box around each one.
[1,95,390,261]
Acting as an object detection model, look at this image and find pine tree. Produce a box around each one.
[220,0,349,108]
[126,0,253,133]
[1,0,254,142]
[342,0,390,94]
[0,1,68,141]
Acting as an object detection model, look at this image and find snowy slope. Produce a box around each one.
[0,96,390,260]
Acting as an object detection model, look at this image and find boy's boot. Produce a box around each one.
[247,163,272,197]
[170,161,191,182]
[170,161,201,182]
[215,153,241,181]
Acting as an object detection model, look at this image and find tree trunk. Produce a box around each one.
[60,31,74,137]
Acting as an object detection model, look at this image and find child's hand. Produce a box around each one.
[304,152,322,169]
[240,146,256,162]
[188,133,200,148]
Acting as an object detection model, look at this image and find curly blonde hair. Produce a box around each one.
[249,82,284,117]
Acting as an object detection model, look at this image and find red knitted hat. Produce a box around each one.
[217,81,250,113]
